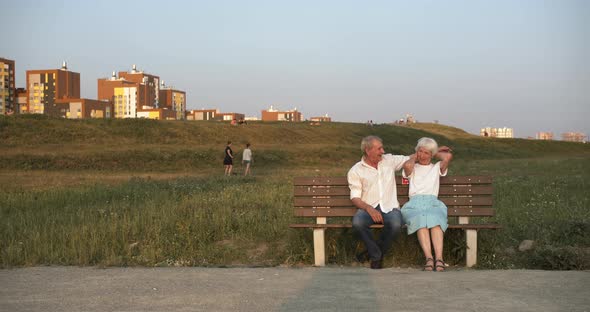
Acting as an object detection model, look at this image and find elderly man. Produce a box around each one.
[348,135,409,269]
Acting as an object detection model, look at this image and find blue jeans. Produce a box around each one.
[352,206,403,261]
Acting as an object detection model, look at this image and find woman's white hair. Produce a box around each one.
[415,137,438,154]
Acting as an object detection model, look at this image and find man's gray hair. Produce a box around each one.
[361,136,382,155]
[415,137,438,154]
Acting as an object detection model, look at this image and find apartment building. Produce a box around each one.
[535,132,553,140]
[561,132,587,143]
[310,114,332,122]
[159,82,186,120]
[216,112,245,122]
[26,62,80,114]
[480,127,514,138]
[186,109,218,121]
[118,65,159,107]
[48,98,113,119]
[98,72,146,118]
[0,57,16,115]
[137,107,176,120]
[261,105,302,122]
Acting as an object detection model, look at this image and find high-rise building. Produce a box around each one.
[26,62,80,114]
[561,132,587,143]
[159,81,186,120]
[118,65,160,107]
[480,127,514,138]
[0,57,16,115]
[98,71,146,118]
[261,105,303,122]
[536,132,553,140]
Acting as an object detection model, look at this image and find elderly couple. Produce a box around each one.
[348,136,453,271]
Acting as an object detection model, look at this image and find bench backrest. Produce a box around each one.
[293,176,494,218]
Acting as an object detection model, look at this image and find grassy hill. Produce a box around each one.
[1,114,588,172]
[1,115,589,269]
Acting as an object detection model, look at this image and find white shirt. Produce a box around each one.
[242,148,252,161]
[347,154,410,213]
[403,162,448,197]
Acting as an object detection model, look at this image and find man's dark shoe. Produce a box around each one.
[355,250,369,263]
[370,259,383,269]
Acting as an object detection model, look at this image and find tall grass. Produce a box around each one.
[0,176,295,267]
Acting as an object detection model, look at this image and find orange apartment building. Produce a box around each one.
[98,73,146,118]
[98,66,179,119]
[159,83,186,120]
[48,98,113,119]
[26,62,80,114]
[118,65,160,107]
[0,57,16,115]
[261,106,302,122]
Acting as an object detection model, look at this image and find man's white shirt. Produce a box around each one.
[347,154,410,213]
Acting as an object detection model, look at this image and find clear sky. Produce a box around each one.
[3,0,589,138]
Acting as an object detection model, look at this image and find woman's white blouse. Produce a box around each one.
[403,162,448,197]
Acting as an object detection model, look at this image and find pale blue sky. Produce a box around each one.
[3,0,589,138]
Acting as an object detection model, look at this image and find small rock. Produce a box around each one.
[518,240,535,252]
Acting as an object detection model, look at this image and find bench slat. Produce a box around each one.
[294,185,493,196]
[289,223,501,229]
[294,197,493,207]
[293,207,495,217]
[293,176,493,186]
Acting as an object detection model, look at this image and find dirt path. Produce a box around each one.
[1,267,588,312]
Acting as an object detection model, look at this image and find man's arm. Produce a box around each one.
[434,146,452,173]
[437,150,453,174]
[348,168,383,223]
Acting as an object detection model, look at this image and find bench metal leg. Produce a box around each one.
[313,217,326,266]
[459,216,477,267]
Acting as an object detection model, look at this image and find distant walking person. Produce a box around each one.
[242,143,253,176]
[224,141,234,176]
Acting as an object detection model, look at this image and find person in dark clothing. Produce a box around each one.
[224,141,234,176]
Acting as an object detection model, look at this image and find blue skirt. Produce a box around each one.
[401,195,448,235]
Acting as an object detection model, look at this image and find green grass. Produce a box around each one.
[1,115,589,269]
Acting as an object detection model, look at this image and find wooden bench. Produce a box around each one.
[290,176,501,267]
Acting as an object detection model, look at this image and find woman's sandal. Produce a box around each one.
[435,259,446,272]
[423,258,434,271]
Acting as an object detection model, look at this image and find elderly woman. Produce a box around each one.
[401,137,453,272]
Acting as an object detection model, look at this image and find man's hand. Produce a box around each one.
[438,146,452,153]
[351,198,383,223]
[366,206,383,223]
